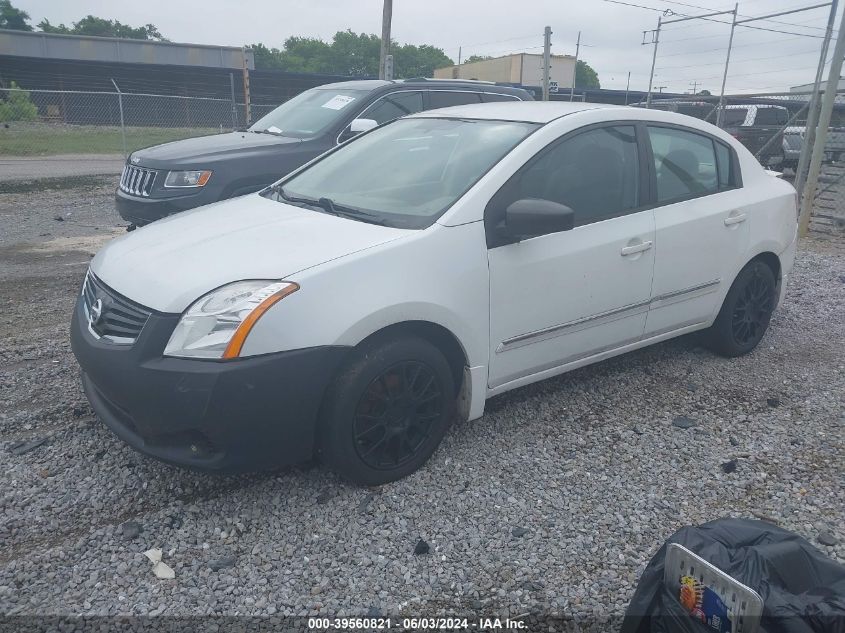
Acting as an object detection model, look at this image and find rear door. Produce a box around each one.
[644,125,749,336]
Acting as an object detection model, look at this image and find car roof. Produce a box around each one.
[310,79,527,94]
[411,101,615,123]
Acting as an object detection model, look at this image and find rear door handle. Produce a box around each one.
[724,213,747,226]
[620,240,653,256]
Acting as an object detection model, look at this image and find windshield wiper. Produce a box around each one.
[270,185,387,226]
[316,197,388,226]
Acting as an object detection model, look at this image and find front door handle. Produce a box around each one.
[724,212,747,226]
[621,240,653,256]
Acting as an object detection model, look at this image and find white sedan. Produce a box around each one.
[72,102,798,484]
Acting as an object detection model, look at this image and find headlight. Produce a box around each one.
[163,281,299,359]
[164,170,213,188]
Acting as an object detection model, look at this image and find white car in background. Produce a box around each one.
[71,102,798,485]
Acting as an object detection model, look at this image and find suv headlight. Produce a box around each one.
[164,170,213,188]
[164,281,299,359]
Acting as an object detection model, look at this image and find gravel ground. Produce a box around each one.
[0,179,843,623]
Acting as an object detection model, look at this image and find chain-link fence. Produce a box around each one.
[0,87,280,180]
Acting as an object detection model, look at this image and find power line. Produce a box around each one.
[601,0,829,38]
[655,48,822,69]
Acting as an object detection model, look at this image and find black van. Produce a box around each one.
[116,79,533,226]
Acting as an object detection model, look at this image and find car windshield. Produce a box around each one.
[267,117,539,229]
[248,87,369,139]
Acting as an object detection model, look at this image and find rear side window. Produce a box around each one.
[361,91,424,124]
[648,126,719,203]
[481,93,520,103]
[714,142,734,189]
[722,108,748,126]
[755,108,789,126]
[428,91,482,109]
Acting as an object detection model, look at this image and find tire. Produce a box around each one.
[706,260,777,358]
[318,335,456,485]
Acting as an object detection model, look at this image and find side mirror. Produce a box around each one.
[350,118,378,134]
[339,118,378,143]
[503,198,575,240]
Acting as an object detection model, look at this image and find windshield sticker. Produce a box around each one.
[321,95,356,110]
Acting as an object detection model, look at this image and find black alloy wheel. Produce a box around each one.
[352,361,443,470]
[730,271,774,347]
[319,335,456,485]
[706,260,777,357]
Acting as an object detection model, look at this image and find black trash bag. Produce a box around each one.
[621,518,845,633]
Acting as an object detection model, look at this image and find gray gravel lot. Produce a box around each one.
[0,178,843,622]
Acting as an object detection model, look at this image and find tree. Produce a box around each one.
[0,82,38,121]
[37,15,166,40]
[464,55,493,64]
[575,60,601,89]
[0,0,32,31]
[251,31,452,78]
[698,89,712,96]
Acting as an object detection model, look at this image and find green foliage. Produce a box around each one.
[0,82,38,121]
[37,15,166,40]
[0,0,32,31]
[698,89,712,96]
[464,55,493,64]
[575,60,601,89]
[251,30,453,78]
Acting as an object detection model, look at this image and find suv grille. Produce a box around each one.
[81,271,151,344]
[119,165,157,197]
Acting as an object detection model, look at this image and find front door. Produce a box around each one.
[487,124,655,390]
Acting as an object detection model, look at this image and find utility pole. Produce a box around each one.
[689,80,698,95]
[795,0,839,197]
[569,31,580,102]
[379,0,393,80]
[645,8,735,109]
[656,86,667,93]
[458,46,462,66]
[644,16,661,108]
[799,2,845,238]
[542,26,552,101]
[715,3,738,127]
[624,71,631,105]
[384,54,394,81]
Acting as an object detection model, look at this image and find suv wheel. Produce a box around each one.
[706,260,776,357]
[319,336,455,485]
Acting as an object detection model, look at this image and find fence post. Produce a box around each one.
[229,72,238,130]
[110,78,127,159]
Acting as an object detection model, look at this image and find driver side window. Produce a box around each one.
[487,125,641,233]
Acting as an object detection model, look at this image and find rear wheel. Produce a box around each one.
[319,336,455,485]
[706,260,777,357]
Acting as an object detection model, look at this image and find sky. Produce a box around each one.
[14,0,842,94]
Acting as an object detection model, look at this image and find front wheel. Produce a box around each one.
[318,336,456,485]
[706,260,777,357]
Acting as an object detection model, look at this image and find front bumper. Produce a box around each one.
[116,187,214,226]
[71,293,348,472]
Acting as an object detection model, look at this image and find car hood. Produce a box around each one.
[90,194,412,313]
[131,131,303,167]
